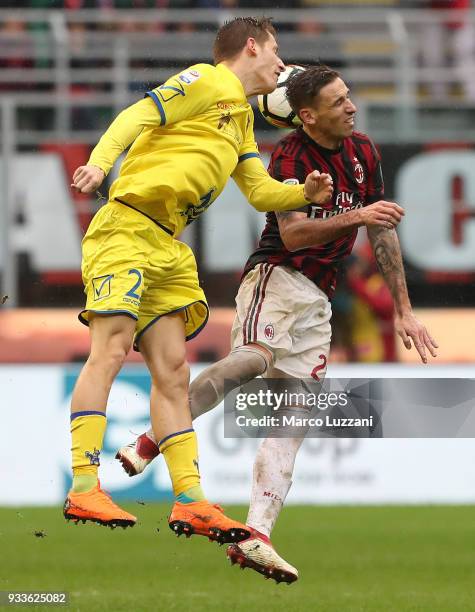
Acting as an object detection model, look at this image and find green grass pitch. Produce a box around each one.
[1,504,475,611]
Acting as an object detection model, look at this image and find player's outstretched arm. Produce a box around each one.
[277,209,358,251]
[71,97,160,194]
[276,200,404,252]
[367,225,438,363]
[232,156,333,212]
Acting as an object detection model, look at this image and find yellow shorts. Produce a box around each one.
[79,201,209,349]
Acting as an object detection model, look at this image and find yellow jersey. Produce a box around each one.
[89,63,308,237]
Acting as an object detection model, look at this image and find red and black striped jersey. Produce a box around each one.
[243,127,384,298]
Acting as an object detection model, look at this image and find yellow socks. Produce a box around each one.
[71,411,107,493]
[159,429,205,503]
[71,416,204,502]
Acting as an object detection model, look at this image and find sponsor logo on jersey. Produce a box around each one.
[181,187,217,225]
[217,102,236,110]
[336,191,356,206]
[92,274,113,300]
[217,112,242,144]
[309,195,364,220]
[218,112,231,130]
[283,178,299,185]
[264,324,275,340]
[178,70,201,84]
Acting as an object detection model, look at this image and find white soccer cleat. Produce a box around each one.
[226,528,299,584]
[115,433,160,477]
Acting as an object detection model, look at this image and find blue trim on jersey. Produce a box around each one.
[71,410,106,422]
[158,428,194,449]
[133,300,209,351]
[238,152,260,163]
[145,91,166,125]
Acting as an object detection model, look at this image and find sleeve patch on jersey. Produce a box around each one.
[145,91,166,125]
[178,70,201,84]
[238,152,260,163]
[283,178,299,185]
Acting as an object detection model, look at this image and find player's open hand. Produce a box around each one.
[394,311,438,363]
[303,170,333,204]
[360,201,405,229]
[71,165,105,194]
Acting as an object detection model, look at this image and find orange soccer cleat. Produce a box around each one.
[168,501,250,544]
[63,482,137,529]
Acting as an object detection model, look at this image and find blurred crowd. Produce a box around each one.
[1,0,473,100]
[0,0,468,9]
[0,1,413,8]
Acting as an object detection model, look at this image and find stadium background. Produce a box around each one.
[1,2,475,610]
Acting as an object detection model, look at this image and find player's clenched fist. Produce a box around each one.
[71,165,105,194]
[303,170,333,204]
[359,200,405,229]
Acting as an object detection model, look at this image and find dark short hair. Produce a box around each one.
[213,17,276,64]
[286,65,341,115]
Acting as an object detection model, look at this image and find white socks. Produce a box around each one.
[246,437,304,537]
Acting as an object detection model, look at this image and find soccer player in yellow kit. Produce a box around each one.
[64,17,333,543]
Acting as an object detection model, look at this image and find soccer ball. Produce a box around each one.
[257,65,305,129]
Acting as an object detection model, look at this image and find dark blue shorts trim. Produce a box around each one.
[133,300,209,351]
[78,309,138,327]
[71,410,106,422]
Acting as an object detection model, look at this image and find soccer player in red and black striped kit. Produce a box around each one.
[116,66,438,583]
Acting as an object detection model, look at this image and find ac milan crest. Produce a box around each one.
[264,324,275,340]
[354,160,364,184]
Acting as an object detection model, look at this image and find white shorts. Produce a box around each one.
[231,263,332,380]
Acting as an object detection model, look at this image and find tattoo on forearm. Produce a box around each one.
[369,227,409,305]
[373,241,394,277]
